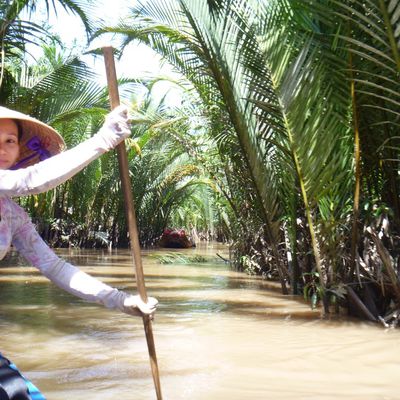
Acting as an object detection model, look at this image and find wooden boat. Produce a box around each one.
[158,228,195,248]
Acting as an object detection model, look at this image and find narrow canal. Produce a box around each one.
[0,243,399,399]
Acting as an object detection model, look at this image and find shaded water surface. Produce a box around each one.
[0,244,399,399]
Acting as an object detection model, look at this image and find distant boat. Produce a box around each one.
[158,228,195,248]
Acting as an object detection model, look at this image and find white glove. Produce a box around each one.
[96,105,131,151]
[122,295,159,317]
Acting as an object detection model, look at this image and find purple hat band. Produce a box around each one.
[11,136,51,170]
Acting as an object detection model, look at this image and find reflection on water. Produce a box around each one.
[1,243,400,400]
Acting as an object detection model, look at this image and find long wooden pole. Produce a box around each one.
[102,46,163,400]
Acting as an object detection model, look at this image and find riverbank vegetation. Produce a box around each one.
[1,0,400,325]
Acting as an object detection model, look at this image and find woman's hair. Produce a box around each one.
[14,119,23,142]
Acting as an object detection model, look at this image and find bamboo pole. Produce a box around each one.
[102,46,163,400]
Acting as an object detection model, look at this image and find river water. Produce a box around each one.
[0,243,399,400]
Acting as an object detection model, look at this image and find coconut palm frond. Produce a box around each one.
[94,0,291,290]
[6,57,105,121]
[242,0,354,287]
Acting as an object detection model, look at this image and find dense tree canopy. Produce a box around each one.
[2,0,400,323]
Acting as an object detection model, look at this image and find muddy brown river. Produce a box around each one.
[0,243,399,399]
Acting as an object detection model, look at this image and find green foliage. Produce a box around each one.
[155,253,208,264]
[303,272,324,309]
[239,254,262,276]
[5,0,400,316]
[96,0,400,314]
[2,15,213,247]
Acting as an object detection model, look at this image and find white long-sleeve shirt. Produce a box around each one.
[0,105,130,196]
[0,196,128,311]
[0,108,132,312]
[0,131,110,196]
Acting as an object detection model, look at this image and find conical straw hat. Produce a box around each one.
[0,106,65,169]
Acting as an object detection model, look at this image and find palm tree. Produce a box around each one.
[6,0,400,317]
[95,0,293,293]
[299,0,400,306]
[0,0,95,91]
[95,0,400,315]
[2,1,207,249]
[95,0,352,294]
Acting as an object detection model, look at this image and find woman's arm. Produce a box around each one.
[0,106,131,197]
[11,207,157,316]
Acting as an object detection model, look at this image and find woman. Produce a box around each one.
[0,106,158,399]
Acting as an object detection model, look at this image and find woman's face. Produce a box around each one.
[0,119,20,170]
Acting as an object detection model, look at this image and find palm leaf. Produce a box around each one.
[94,0,290,291]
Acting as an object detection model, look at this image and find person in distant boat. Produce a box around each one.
[0,105,158,400]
